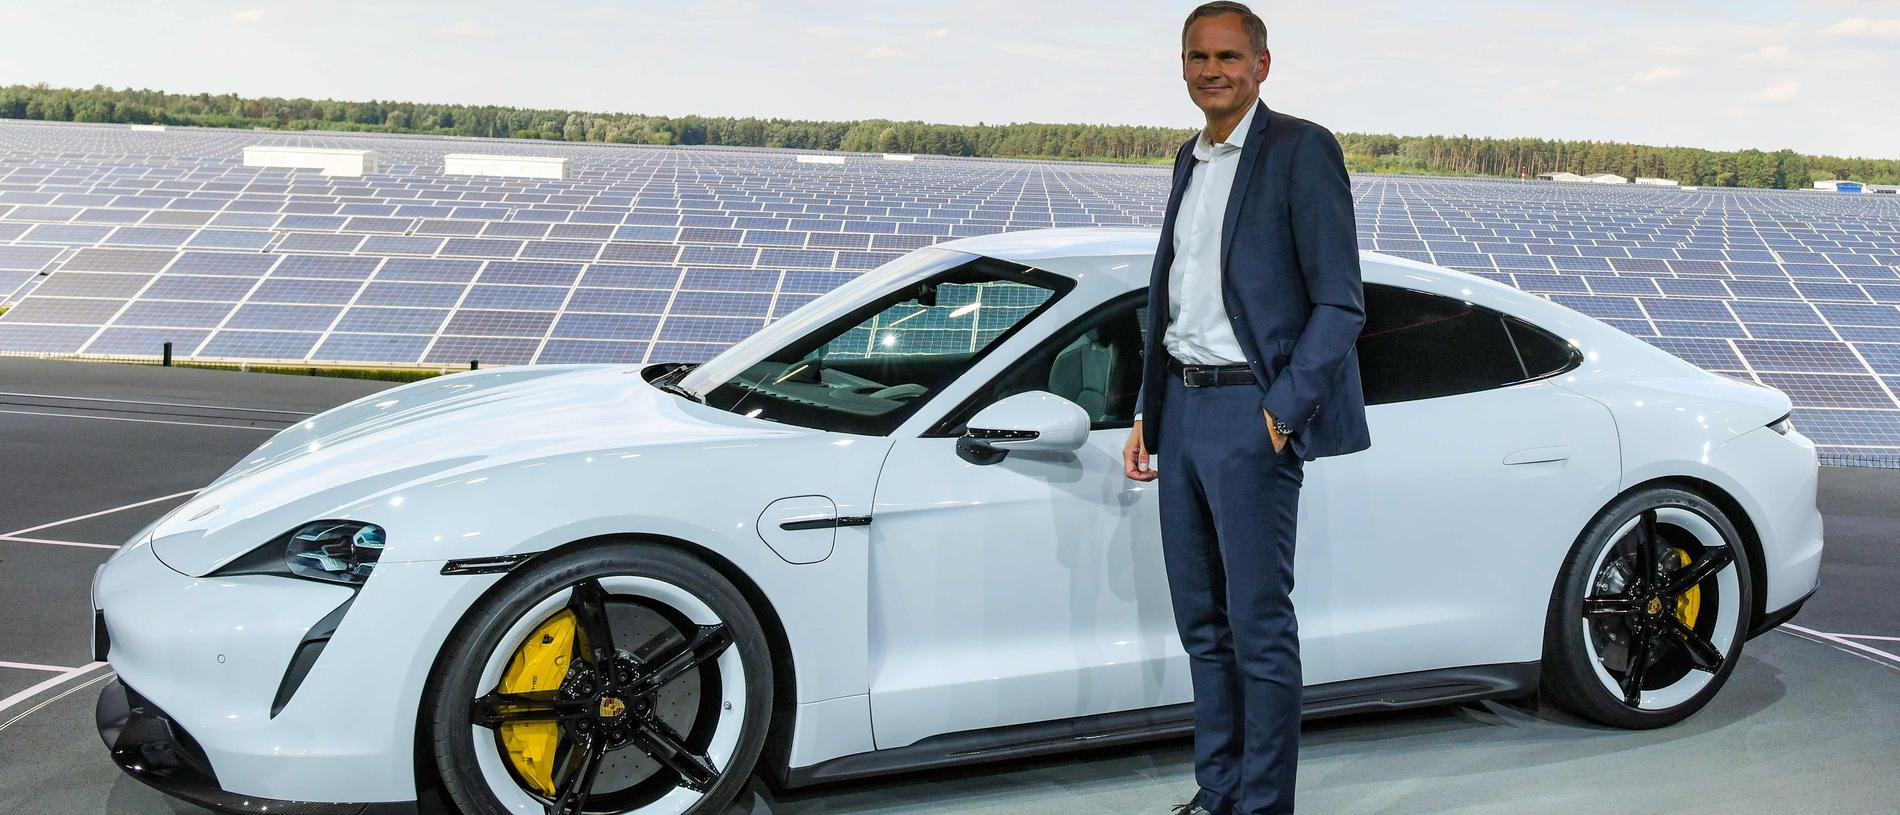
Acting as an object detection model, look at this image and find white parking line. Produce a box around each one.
[0,408,281,432]
[1782,623,1900,667]
[0,662,107,718]
[0,391,315,416]
[2,488,197,539]
[0,536,118,550]
[1835,634,1900,643]
[0,671,116,734]
[0,660,75,673]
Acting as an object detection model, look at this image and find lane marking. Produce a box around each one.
[1834,634,1900,643]
[3,488,198,538]
[0,536,118,550]
[0,391,314,416]
[0,660,76,673]
[0,661,107,718]
[0,408,282,432]
[1782,623,1900,667]
[0,671,116,734]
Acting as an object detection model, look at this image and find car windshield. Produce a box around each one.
[686,252,1071,435]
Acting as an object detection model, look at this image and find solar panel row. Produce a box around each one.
[0,119,1896,463]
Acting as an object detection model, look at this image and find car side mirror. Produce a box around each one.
[957,391,1091,465]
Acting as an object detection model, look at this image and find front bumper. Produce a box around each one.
[96,678,414,815]
[92,532,503,803]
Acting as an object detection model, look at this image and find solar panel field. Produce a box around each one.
[2,119,1896,464]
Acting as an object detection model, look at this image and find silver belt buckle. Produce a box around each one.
[1181,365,1198,387]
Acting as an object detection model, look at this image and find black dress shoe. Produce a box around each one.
[1170,803,1217,815]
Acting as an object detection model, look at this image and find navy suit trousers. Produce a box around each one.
[1157,368,1304,815]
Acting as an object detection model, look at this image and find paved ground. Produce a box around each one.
[1,357,1895,814]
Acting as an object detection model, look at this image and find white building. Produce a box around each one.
[1540,172,1629,184]
[1635,177,1680,187]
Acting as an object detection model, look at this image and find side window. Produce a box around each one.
[932,294,1147,435]
[1358,284,1549,405]
[1505,315,1579,379]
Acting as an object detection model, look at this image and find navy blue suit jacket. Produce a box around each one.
[1134,100,1372,462]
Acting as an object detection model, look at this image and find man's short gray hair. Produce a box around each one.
[1182,1,1269,56]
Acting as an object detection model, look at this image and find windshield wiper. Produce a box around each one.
[652,363,704,403]
[656,380,704,404]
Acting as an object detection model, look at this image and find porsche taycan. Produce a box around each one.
[92,228,1823,814]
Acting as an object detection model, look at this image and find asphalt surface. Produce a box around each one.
[0,357,1895,814]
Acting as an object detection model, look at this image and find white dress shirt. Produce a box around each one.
[1164,98,1256,366]
[1136,99,1258,422]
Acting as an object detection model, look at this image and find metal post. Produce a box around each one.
[162,341,172,367]
[470,359,479,370]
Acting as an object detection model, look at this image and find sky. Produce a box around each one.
[2,0,1897,159]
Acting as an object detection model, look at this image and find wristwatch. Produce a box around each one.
[1271,415,1293,436]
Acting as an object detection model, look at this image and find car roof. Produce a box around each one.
[936,227,1160,266]
[936,226,1462,289]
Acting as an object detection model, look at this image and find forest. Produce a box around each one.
[4,84,1895,188]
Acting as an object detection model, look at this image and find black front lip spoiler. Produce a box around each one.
[96,678,415,815]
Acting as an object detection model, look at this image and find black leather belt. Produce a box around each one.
[1167,357,1256,387]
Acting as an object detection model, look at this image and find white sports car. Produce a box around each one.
[93,228,1823,815]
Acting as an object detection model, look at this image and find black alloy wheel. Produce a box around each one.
[1541,486,1753,729]
[425,543,773,815]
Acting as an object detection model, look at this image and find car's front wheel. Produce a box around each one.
[424,543,772,814]
[1541,486,1754,729]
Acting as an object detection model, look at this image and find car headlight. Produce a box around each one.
[212,520,387,586]
[1768,412,1795,435]
[287,522,386,584]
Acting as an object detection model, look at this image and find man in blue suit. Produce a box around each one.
[1122,4,1371,813]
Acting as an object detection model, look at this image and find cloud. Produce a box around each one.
[691,0,762,16]
[228,9,263,24]
[925,27,950,40]
[865,46,907,60]
[995,42,1098,66]
[446,19,487,37]
[1826,18,1900,39]
[1650,44,1703,57]
[1758,80,1800,101]
[1634,66,1684,83]
[1739,45,1791,63]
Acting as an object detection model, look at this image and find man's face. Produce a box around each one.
[1182,12,1270,121]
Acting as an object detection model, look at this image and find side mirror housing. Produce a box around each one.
[957,391,1091,465]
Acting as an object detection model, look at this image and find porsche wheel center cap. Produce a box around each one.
[598,696,627,720]
[1645,597,1664,617]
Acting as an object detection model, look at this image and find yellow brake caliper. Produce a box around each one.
[1672,549,1701,628]
[499,609,578,796]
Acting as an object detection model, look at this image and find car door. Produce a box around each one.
[863,294,1193,749]
[1291,284,1621,685]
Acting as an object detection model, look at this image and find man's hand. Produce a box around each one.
[1123,421,1157,481]
[1263,409,1287,454]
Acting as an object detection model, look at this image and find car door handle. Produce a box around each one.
[779,515,872,531]
[1502,445,1570,465]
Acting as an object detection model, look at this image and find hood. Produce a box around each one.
[150,364,795,576]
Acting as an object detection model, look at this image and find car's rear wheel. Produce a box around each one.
[425,543,772,814]
[1541,486,1753,729]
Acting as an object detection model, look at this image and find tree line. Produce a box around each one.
[4,84,1894,187]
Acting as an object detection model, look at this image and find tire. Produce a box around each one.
[1540,486,1754,729]
[424,542,773,815]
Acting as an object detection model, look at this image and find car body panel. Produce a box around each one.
[92,228,1825,805]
